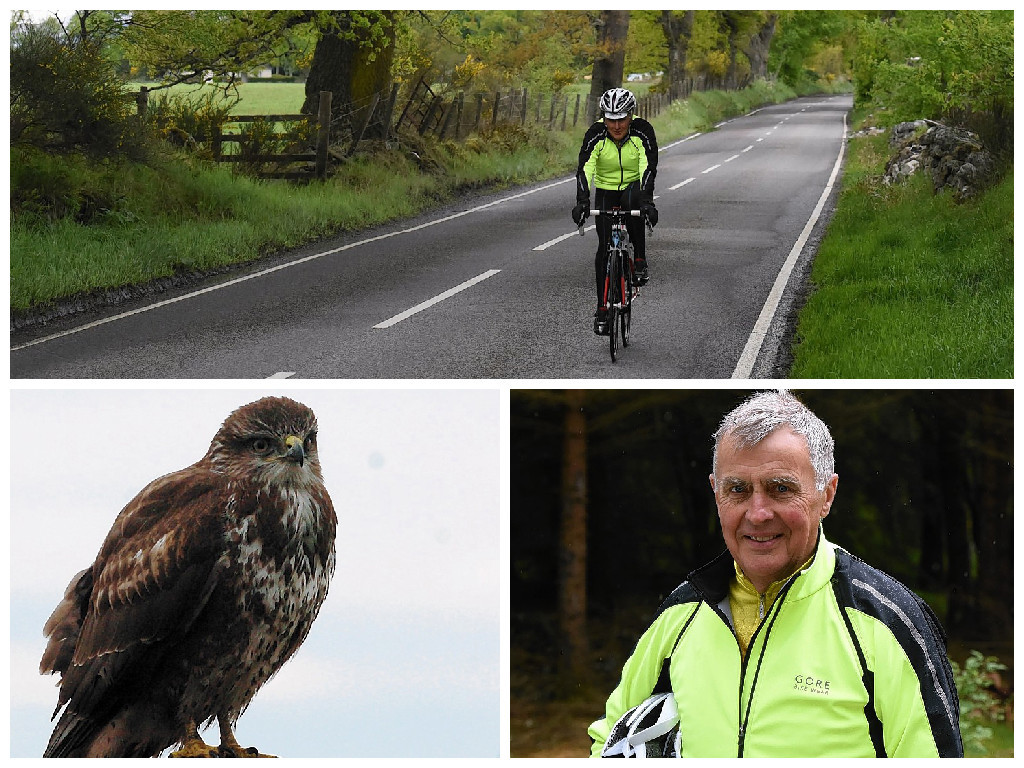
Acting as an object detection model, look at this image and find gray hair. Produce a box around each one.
[712,390,835,491]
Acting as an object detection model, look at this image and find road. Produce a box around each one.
[11,94,851,379]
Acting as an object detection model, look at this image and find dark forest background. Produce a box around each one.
[510,389,1012,754]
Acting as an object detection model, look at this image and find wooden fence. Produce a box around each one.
[212,91,332,180]
[137,88,336,180]
[134,77,696,178]
[394,78,677,139]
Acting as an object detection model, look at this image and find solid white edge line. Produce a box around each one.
[373,269,501,329]
[731,110,848,379]
[11,178,573,352]
[267,372,295,379]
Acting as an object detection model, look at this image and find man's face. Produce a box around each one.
[605,115,631,141]
[710,427,838,594]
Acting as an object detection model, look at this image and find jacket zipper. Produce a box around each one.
[736,578,797,757]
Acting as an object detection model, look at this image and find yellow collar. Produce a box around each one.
[729,556,814,658]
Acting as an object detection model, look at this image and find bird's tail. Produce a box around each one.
[43,702,174,758]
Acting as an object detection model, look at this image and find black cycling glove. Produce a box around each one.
[572,202,590,226]
[641,202,658,227]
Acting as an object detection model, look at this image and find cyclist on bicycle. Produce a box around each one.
[572,87,659,335]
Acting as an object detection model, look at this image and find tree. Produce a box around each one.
[586,10,629,122]
[746,13,778,81]
[10,12,143,156]
[661,10,695,97]
[559,391,589,686]
[300,11,397,136]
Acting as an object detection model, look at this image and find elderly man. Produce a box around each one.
[589,390,962,757]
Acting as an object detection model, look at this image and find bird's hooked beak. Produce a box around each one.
[284,435,305,467]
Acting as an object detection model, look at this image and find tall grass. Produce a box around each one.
[789,135,1013,378]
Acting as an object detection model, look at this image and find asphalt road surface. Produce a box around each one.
[11,94,852,379]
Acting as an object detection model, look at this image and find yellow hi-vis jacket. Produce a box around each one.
[575,116,658,203]
[589,534,962,757]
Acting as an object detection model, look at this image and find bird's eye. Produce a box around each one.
[251,438,272,454]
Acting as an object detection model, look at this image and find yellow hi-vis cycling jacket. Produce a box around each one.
[575,116,658,204]
[589,534,963,757]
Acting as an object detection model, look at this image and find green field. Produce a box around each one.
[132,81,306,115]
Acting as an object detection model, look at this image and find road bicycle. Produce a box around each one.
[579,208,647,363]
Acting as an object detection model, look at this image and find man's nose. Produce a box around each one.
[746,490,774,523]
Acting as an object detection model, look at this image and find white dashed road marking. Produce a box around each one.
[373,269,502,329]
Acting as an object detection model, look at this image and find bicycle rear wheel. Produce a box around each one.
[621,250,632,348]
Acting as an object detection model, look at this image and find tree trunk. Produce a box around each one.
[661,10,695,99]
[587,10,630,123]
[747,13,777,81]
[559,390,589,688]
[302,11,396,138]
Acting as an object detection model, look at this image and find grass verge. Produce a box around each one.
[789,134,1013,378]
[10,80,832,318]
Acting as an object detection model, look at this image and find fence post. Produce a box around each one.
[419,96,441,135]
[135,85,148,118]
[491,91,501,130]
[349,91,380,157]
[520,87,528,125]
[455,91,465,139]
[474,93,484,132]
[382,83,399,143]
[315,90,332,179]
[560,95,568,131]
[212,123,222,160]
[573,94,580,127]
[438,97,456,139]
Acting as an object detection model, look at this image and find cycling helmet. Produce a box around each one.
[600,693,681,758]
[600,87,637,120]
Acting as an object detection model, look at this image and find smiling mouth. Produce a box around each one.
[745,534,783,543]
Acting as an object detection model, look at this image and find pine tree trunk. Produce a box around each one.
[559,390,589,687]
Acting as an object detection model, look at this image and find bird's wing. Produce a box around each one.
[47,466,230,719]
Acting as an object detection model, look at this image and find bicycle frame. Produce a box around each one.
[579,208,644,362]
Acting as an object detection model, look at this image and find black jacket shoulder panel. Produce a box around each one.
[832,547,963,757]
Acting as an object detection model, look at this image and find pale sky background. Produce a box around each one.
[9,387,501,758]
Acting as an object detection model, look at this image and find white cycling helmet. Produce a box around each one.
[600,693,681,758]
[600,87,637,120]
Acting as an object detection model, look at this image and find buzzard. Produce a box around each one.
[39,396,337,758]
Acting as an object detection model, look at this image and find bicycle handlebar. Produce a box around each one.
[590,209,643,217]
[578,209,653,236]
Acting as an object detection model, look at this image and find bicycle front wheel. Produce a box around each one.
[608,249,621,363]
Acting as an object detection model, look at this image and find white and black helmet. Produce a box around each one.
[600,87,637,120]
[600,693,681,758]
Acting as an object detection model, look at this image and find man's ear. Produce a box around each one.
[820,474,839,518]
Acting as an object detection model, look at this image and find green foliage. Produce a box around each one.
[770,11,851,85]
[853,11,1013,130]
[10,18,144,157]
[950,651,1008,755]
[147,90,236,149]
